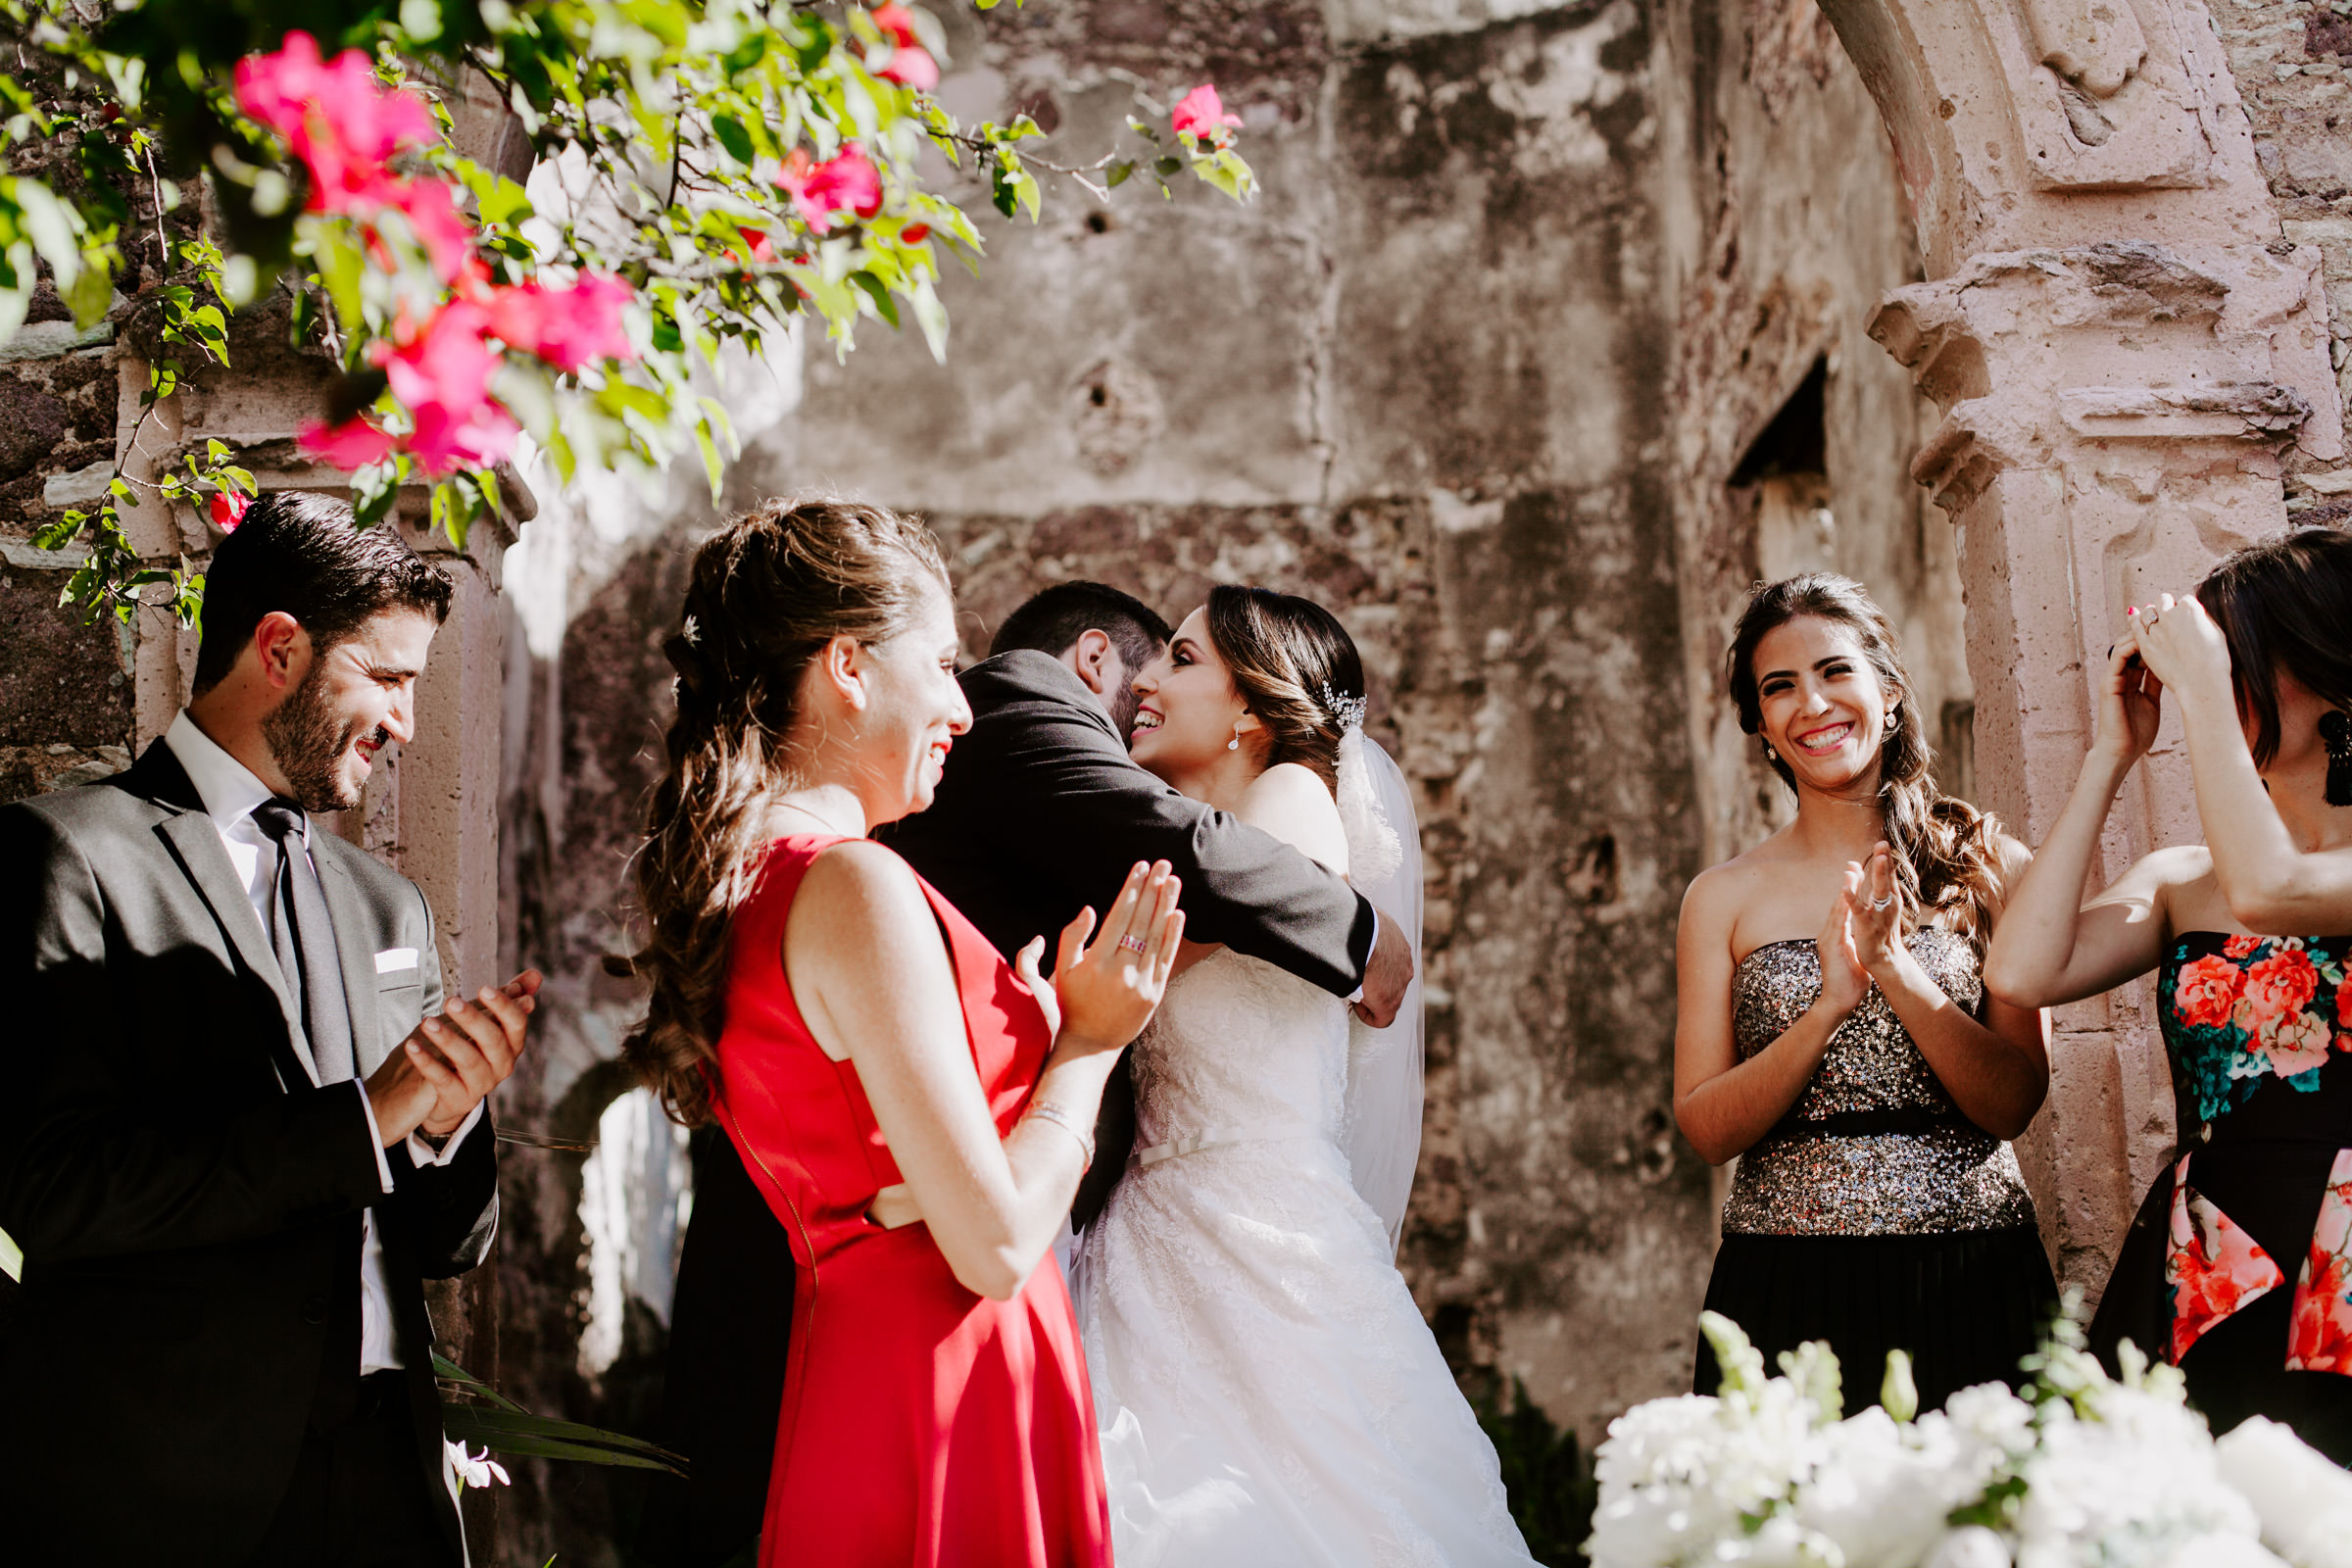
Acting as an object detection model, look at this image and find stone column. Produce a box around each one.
[1821,0,2345,1289]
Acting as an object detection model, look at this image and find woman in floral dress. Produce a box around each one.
[1987,525,2352,1458]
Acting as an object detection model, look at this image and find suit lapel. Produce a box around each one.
[314,847,391,1077]
[154,804,322,1089]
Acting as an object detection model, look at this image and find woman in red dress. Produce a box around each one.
[619,498,1186,1566]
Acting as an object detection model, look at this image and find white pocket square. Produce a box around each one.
[374,947,418,975]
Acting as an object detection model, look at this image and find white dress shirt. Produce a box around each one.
[164,710,480,1375]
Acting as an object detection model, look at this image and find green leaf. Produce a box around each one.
[711,114,754,166]
[475,175,535,229]
[692,419,723,500]
[1106,161,1133,188]
[65,262,112,329]
[849,270,899,327]
[721,30,770,77]
[440,1404,686,1474]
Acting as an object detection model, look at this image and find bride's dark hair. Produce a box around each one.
[1726,572,2006,948]
[1202,584,1365,797]
[616,495,951,1128]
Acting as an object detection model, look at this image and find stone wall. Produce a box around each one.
[488,18,1977,1563]
[2213,0,2352,514]
[4,4,2340,1565]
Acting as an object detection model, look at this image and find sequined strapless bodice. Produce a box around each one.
[1720,928,2036,1237]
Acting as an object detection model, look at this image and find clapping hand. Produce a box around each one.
[368,969,543,1145]
[1018,860,1185,1058]
[1815,857,1875,1017]
[1845,842,1903,978]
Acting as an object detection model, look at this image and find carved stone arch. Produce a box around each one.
[1800,0,2345,1289]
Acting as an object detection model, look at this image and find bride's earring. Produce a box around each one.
[1228,721,1242,753]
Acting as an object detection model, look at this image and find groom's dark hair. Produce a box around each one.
[990,581,1170,676]
[192,490,454,696]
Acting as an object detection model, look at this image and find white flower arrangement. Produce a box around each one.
[1591,1311,2352,1568]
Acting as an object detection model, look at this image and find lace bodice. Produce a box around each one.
[1129,949,1347,1155]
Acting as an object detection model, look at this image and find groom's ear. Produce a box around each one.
[1069,628,1115,695]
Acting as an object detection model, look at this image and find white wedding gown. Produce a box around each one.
[1072,947,1538,1566]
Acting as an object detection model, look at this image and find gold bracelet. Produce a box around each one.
[1024,1100,1095,1171]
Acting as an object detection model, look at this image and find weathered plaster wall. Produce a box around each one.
[1656,0,1971,876]
[2212,0,2352,511]
[494,22,1966,1546]
[785,0,1722,1440]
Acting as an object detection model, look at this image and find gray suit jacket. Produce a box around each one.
[0,739,497,1564]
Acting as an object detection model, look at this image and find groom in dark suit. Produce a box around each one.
[646,579,1412,1566]
[0,492,541,1566]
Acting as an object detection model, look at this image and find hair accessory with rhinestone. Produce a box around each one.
[1321,682,1368,733]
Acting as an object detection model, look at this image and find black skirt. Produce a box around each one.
[1695,1226,2058,1415]
[2089,1142,2352,1464]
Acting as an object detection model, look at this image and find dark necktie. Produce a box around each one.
[250,797,365,1426]
[250,798,355,1084]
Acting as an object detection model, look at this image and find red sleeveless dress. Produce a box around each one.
[710,834,1112,1567]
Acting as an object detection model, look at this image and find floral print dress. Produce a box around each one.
[2090,932,2352,1459]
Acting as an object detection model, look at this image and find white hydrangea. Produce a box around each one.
[2009,1390,2269,1568]
[2215,1417,2352,1568]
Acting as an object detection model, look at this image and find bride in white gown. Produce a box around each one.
[1073,586,1536,1567]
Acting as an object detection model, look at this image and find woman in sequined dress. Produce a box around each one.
[1676,573,2057,1412]
[1986,526,2352,1459]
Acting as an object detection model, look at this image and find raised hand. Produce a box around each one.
[2093,631,2164,766]
[1051,860,1185,1056]
[1847,843,1903,978]
[1816,871,1871,1018]
[2127,592,2232,714]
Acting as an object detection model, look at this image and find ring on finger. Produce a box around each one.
[1117,934,1149,955]
[1869,894,1895,911]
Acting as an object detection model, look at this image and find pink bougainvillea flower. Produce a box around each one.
[298,416,399,470]
[235,32,436,213]
[777,146,885,233]
[874,43,940,90]
[871,3,922,46]
[2174,954,2243,1032]
[736,226,778,264]
[406,396,519,476]
[484,274,636,373]
[369,175,477,283]
[1171,83,1243,144]
[208,490,249,531]
[370,301,517,474]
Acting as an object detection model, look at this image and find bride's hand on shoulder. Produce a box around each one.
[1046,859,1186,1057]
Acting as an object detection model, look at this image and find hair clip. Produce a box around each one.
[1320,682,1368,733]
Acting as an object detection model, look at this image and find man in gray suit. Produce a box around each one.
[0,491,541,1566]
